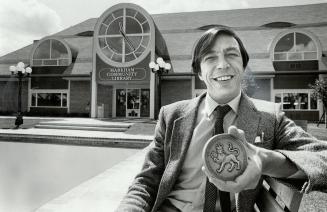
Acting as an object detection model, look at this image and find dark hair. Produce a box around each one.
[191,27,249,74]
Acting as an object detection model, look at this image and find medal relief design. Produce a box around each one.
[210,143,241,173]
[203,134,248,181]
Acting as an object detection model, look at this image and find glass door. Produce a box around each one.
[116,89,126,117]
[140,89,150,117]
[116,88,150,118]
[126,89,140,118]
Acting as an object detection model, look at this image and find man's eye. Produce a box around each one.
[227,52,240,57]
[204,56,217,61]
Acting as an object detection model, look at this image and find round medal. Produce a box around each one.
[202,134,248,181]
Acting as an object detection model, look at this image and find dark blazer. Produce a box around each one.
[117,92,327,212]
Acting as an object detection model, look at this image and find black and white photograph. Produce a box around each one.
[0,0,327,211]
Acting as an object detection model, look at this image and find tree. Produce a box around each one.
[310,78,327,127]
[242,68,259,97]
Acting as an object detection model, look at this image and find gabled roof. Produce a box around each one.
[48,3,327,35]
[54,18,97,36]
[0,45,34,75]
[152,3,327,31]
[0,44,33,63]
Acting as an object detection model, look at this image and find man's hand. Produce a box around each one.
[202,126,263,193]
[202,125,303,193]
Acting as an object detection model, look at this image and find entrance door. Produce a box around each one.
[140,89,150,117]
[116,88,150,118]
[126,89,140,118]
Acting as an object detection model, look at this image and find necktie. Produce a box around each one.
[203,105,231,212]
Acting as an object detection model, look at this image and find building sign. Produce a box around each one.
[98,67,147,81]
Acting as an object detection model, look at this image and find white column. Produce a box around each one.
[67,80,71,113]
[112,88,116,118]
[150,70,155,119]
[270,78,274,102]
[91,67,97,118]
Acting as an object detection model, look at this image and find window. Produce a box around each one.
[31,90,68,108]
[97,7,150,64]
[274,91,317,110]
[273,32,317,61]
[32,39,70,66]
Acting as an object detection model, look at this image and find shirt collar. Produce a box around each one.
[205,91,241,117]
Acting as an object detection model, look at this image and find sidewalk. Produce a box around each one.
[0,116,156,148]
[0,116,326,146]
[306,123,327,141]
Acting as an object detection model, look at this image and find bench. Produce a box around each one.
[255,119,308,212]
[255,177,303,212]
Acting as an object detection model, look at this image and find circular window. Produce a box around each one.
[274,32,317,61]
[31,38,71,66]
[95,5,152,67]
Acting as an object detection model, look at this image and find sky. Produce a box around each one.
[0,0,327,57]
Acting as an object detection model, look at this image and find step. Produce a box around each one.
[37,122,132,129]
[34,124,128,132]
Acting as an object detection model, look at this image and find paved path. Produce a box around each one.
[36,147,148,212]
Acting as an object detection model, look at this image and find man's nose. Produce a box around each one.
[216,56,230,70]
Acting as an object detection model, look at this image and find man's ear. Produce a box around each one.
[198,72,203,81]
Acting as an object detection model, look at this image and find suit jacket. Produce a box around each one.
[117,92,327,212]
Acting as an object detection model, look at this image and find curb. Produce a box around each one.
[0,133,151,149]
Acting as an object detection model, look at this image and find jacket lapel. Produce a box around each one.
[235,93,262,211]
[153,93,205,210]
[169,94,205,161]
[236,93,260,144]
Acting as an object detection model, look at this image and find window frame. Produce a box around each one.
[272,31,319,62]
[273,89,318,111]
[31,38,72,67]
[30,89,69,108]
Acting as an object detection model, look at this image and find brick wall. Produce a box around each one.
[250,79,271,101]
[69,81,90,116]
[161,79,192,106]
[97,84,113,118]
[0,80,28,114]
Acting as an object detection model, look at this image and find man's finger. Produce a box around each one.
[202,166,236,191]
[228,125,246,142]
[202,166,216,180]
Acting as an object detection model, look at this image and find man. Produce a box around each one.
[117,27,327,212]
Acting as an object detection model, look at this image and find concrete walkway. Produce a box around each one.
[36,147,148,212]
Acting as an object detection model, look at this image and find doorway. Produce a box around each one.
[116,88,150,118]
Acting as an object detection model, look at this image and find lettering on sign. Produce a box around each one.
[98,67,147,81]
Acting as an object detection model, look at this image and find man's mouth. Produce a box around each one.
[213,75,234,81]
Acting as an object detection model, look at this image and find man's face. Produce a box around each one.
[199,34,244,104]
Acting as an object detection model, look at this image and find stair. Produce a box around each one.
[34,122,132,132]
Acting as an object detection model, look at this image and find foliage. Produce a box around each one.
[310,79,327,109]
[242,68,259,97]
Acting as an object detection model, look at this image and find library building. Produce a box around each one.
[0,3,326,121]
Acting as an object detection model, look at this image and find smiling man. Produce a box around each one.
[117,27,327,212]
[197,34,244,104]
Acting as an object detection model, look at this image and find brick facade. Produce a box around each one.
[0,80,28,114]
[97,84,113,118]
[161,79,192,106]
[69,81,90,116]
